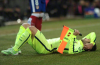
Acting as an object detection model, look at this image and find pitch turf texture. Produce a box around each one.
[0,18,100,65]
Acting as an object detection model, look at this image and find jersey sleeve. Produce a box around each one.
[82,32,96,45]
[89,32,96,45]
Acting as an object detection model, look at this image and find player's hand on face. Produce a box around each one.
[82,38,90,43]
[83,43,93,51]
[73,29,80,36]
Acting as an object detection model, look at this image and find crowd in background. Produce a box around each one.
[0,0,25,22]
[0,0,100,22]
[47,0,100,17]
[74,0,100,17]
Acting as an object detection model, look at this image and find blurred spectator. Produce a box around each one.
[13,6,23,20]
[0,5,5,27]
[84,1,94,18]
[0,0,14,21]
[92,0,100,18]
[46,0,50,6]
[0,0,10,8]
[92,1,96,8]
[3,0,10,7]
[85,1,91,7]
[46,0,59,17]
[93,0,100,8]
[74,0,85,17]
[4,7,14,21]
[24,6,31,19]
[0,0,100,22]
[0,5,4,17]
[0,0,4,7]
[60,0,70,17]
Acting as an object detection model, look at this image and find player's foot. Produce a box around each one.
[1,48,21,55]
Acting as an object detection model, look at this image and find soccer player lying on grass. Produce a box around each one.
[1,23,97,55]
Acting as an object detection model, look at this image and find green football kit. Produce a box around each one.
[27,29,96,54]
[12,25,96,54]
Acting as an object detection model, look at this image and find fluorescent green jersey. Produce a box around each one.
[27,30,96,54]
[12,25,96,54]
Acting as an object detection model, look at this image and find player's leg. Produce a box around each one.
[15,23,30,44]
[15,25,52,54]
[47,38,60,52]
[13,23,30,54]
[13,23,32,51]
[1,23,34,55]
[28,15,43,31]
[28,28,52,54]
[28,15,37,26]
[35,17,42,31]
[1,24,51,55]
[1,23,31,55]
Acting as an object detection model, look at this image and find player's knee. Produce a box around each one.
[22,23,31,29]
[29,26,38,35]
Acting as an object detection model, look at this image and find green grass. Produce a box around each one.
[0,18,100,65]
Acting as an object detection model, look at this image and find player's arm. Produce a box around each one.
[89,32,96,45]
[82,32,96,45]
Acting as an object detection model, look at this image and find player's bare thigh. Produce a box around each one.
[22,23,30,29]
[29,26,38,36]
[22,23,38,36]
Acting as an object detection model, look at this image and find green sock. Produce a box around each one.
[13,28,32,51]
[15,26,25,44]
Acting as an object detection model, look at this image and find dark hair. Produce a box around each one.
[90,44,97,51]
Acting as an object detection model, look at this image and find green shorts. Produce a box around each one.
[28,30,52,54]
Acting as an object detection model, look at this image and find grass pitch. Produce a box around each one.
[0,18,100,65]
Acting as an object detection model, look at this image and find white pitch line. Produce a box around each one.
[42,23,100,32]
[0,33,17,37]
[0,23,100,37]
